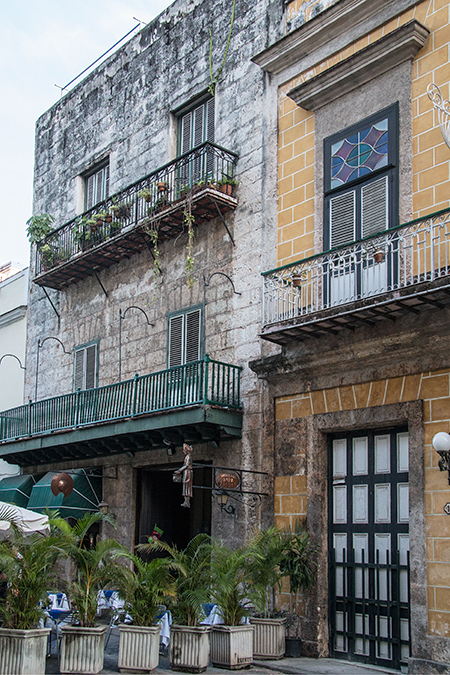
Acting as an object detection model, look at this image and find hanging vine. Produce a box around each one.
[142,219,161,292]
[208,0,236,97]
[184,200,195,289]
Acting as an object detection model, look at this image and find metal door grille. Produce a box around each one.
[328,429,410,670]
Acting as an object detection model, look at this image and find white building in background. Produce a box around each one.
[0,262,28,477]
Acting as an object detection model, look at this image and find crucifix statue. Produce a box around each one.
[173,443,193,508]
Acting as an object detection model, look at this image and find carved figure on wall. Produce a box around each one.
[173,443,193,508]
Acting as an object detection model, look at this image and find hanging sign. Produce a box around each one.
[215,469,241,490]
[444,503,450,515]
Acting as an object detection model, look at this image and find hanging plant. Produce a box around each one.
[142,220,161,289]
[184,202,195,289]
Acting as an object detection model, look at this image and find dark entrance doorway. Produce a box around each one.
[328,428,410,670]
[135,465,212,550]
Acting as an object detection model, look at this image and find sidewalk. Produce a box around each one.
[45,626,402,674]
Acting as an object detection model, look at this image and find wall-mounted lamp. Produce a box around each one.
[98,501,109,515]
[216,491,236,516]
[163,438,176,456]
[432,432,450,484]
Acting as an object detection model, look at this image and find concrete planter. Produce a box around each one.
[60,624,106,674]
[210,625,253,670]
[118,624,160,673]
[0,626,50,675]
[250,617,286,660]
[169,624,211,673]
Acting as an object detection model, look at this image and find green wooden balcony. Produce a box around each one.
[0,356,242,466]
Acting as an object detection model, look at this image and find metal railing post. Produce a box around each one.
[28,399,33,437]
[132,373,139,417]
[203,355,210,404]
[74,388,81,428]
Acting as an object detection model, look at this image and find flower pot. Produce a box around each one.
[292,275,302,287]
[373,251,384,263]
[118,624,160,673]
[219,184,233,196]
[158,182,168,193]
[285,636,302,657]
[105,215,112,223]
[0,627,50,675]
[169,624,211,673]
[60,624,107,674]
[210,625,253,670]
[250,617,286,660]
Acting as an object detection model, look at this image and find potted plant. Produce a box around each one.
[26,213,55,243]
[111,201,132,220]
[0,507,62,675]
[217,175,237,196]
[71,218,93,251]
[157,180,169,193]
[209,543,254,670]
[92,212,107,227]
[278,525,317,658]
[56,513,128,675]
[141,534,212,673]
[37,242,57,271]
[115,554,180,673]
[247,527,290,660]
[139,187,155,203]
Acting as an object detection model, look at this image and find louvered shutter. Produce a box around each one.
[104,165,110,201]
[185,310,201,363]
[169,315,184,368]
[74,350,85,390]
[86,175,95,210]
[330,191,356,248]
[206,99,215,142]
[85,345,97,389]
[362,176,388,238]
[181,112,192,154]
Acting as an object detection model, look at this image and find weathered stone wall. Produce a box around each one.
[24,0,285,547]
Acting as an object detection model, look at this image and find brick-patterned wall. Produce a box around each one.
[275,368,450,637]
[274,474,308,615]
[277,0,450,267]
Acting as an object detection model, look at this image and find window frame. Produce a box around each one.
[176,95,215,157]
[323,104,399,251]
[167,305,204,369]
[84,160,110,211]
[73,340,99,391]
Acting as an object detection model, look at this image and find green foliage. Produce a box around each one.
[116,555,180,627]
[217,174,238,187]
[26,213,54,243]
[140,533,211,627]
[111,202,132,220]
[209,543,252,626]
[56,512,128,627]
[278,526,317,596]
[246,527,291,618]
[208,0,236,96]
[0,506,64,630]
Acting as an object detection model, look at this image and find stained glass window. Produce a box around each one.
[330,119,388,189]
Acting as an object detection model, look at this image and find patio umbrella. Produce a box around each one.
[0,501,50,539]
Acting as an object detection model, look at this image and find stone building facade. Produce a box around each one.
[251,0,450,671]
[0,0,284,550]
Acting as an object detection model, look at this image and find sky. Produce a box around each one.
[0,0,173,268]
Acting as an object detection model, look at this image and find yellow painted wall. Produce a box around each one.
[274,368,450,637]
[277,0,450,267]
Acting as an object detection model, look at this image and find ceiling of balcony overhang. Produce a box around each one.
[0,406,242,467]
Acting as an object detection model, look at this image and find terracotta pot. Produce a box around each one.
[219,184,233,196]
[158,182,168,192]
[374,251,384,263]
[105,214,112,223]
[292,275,302,287]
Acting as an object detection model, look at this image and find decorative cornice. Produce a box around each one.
[0,306,27,329]
[252,0,423,78]
[288,20,429,110]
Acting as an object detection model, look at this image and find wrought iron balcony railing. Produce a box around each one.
[262,208,450,337]
[0,356,241,443]
[33,142,238,289]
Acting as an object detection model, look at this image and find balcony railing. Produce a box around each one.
[263,208,450,334]
[0,356,241,443]
[33,142,238,288]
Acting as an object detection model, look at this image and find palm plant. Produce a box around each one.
[209,543,252,626]
[246,527,291,618]
[116,554,180,626]
[56,512,128,627]
[140,533,211,626]
[0,507,63,630]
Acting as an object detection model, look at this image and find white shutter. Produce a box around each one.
[362,176,388,238]
[330,191,356,249]
[74,350,85,390]
[86,175,95,210]
[85,345,97,390]
[104,165,110,201]
[185,309,201,363]
[169,315,184,368]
